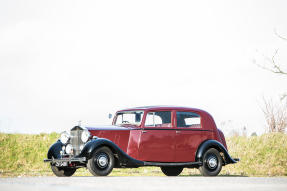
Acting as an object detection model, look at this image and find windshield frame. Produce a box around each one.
[113,110,144,126]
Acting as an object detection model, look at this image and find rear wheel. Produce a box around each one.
[50,165,76,177]
[87,146,114,176]
[161,166,183,176]
[199,148,222,176]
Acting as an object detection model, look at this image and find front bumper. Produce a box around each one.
[44,157,86,167]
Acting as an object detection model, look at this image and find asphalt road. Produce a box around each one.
[0,177,286,191]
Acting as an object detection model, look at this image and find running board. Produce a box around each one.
[233,158,240,162]
[143,161,202,167]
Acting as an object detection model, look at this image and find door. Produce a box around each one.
[138,111,176,162]
[175,111,203,162]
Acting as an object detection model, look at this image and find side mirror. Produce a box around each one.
[108,113,113,119]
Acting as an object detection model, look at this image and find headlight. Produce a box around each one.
[65,144,73,155]
[60,131,70,144]
[81,130,90,143]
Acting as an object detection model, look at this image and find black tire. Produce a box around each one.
[50,165,76,177]
[87,146,114,176]
[199,148,222,176]
[161,166,183,176]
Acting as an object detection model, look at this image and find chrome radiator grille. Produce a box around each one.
[70,129,84,156]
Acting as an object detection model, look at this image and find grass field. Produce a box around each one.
[0,132,286,177]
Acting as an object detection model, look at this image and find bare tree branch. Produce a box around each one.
[256,49,287,75]
[255,30,287,102]
[270,49,287,74]
[261,97,287,133]
[274,28,287,41]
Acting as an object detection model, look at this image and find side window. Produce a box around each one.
[145,111,172,127]
[176,112,201,128]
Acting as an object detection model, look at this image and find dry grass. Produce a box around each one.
[222,133,287,176]
[0,132,286,177]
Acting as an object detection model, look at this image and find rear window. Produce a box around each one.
[176,111,201,128]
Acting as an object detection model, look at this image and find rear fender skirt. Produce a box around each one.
[196,139,237,164]
[78,138,144,167]
[47,140,63,159]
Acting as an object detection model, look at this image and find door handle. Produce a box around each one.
[176,130,181,134]
[142,130,147,133]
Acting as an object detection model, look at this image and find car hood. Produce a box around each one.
[86,125,138,131]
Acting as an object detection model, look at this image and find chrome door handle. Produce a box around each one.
[142,130,147,133]
[176,130,181,134]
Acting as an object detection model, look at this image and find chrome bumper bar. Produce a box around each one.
[44,157,86,163]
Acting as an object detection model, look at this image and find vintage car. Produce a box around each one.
[44,106,239,177]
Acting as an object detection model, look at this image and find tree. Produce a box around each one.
[257,29,287,133]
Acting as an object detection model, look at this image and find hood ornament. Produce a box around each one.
[71,120,84,131]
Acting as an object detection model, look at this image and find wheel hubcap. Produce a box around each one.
[96,154,109,168]
[207,156,217,169]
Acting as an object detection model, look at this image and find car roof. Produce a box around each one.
[118,105,208,113]
[116,106,216,130]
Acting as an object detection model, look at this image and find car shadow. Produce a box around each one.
[72,174,248,177]
[179,174,248,177]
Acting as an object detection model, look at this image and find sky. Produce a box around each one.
[0,0,287,135]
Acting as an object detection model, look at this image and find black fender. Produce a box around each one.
[47,140,63,159]
[196,139,237,164]
[78,138,144,167]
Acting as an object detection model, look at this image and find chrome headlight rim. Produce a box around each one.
[60,131,70,144]
[81,129,91,143]
[65,144,73,155]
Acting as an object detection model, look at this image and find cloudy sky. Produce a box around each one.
[0,0,287,135]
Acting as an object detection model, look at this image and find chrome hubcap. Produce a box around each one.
[97,154,109,168]
[207,156,217,169]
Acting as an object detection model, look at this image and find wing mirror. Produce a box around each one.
[108,113,113,119]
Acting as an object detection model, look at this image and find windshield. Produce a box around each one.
[115,111,144,126]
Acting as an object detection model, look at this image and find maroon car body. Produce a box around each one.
[44,106,238,177]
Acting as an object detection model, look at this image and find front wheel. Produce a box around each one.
[199,148,222,176]
[87,146,114,176]
[161,166,183,176]
[50,165,76,177]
